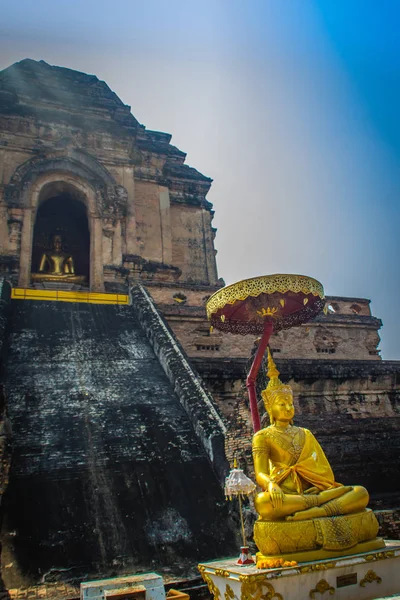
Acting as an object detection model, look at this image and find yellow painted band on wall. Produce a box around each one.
[11,288,129,305]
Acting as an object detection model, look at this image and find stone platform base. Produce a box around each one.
[199,540,400,600]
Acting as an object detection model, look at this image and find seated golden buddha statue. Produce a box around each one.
[31,234,86,284]
[252,349,384,562]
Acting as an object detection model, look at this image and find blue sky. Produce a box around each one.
[1,0,399,358]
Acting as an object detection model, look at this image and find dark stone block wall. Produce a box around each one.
[0,298,235,589]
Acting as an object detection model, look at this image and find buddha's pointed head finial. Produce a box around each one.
[266,346,280,385]
[261,347,294,424]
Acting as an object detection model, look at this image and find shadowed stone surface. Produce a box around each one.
[0,298,235,588]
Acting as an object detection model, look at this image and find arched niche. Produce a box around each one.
[17,172,104,291]
[31,182,90,285]
[8,151,128,291]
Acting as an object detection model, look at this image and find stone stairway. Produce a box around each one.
[0,281,235,589]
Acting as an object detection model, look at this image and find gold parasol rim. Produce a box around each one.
[206,273,324,320]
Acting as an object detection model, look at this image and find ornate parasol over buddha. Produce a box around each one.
[206,274,325,432]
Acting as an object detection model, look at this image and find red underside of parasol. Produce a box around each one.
[210,291,325,335]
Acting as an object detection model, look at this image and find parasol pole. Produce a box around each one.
[246,319,273,433]
[238,494,246,547]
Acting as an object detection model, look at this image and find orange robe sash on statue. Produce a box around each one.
[269,429,342,494]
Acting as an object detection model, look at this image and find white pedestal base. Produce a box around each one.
[199,540,400,600]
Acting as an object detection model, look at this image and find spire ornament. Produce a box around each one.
[261,348,293,415]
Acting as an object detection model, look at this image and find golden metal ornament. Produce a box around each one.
[360,570,382,587]
[224,584,236,600]
[309,579,334,598]
[365,550,395,562]
[240,576,283,600]
[299,562,336,573]
[261,348,293,414]
[214,569,230,578]
[256,307,278,317]
[198,567,221,600]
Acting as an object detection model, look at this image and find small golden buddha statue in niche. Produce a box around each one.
[31,234,86,284]
[252,348,384,561]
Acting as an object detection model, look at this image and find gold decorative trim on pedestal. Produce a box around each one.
[309,579,334,598]
[224,584,235,600]
[215,570,231,578]
[299,562,336,573]
[198,568,283,600]
[198,565,221,600]
[360,569,382,587]
[365,550,395,562]
[239,575,282,600]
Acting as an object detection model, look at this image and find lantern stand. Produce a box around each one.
[224,457,256,565]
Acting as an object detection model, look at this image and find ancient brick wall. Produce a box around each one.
[134,181,164,263]
[170,204,216,285]
[153,297,381,361]
[375,509,400,540]
[0,59,219,291]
